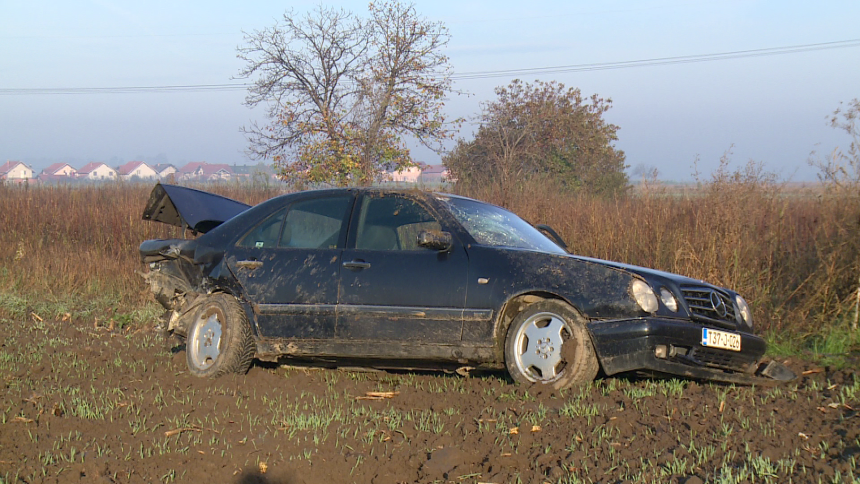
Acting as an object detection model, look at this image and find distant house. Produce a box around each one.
[42,163,77,177]
[77,162,117,180]
[200,163,233,181]
[385,162,426,183]
[117,161,158,180]
[39,163,77,182]
[153,164,177,180]
[0,161,34,182]
[231,163,276,180]
[418,164,451,184]
[177,162,233,181]
[177,161,206,180]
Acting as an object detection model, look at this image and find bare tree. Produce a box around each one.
[809,98,860,193]
[238,2,458,186]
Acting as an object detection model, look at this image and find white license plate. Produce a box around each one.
[701,328,741,352]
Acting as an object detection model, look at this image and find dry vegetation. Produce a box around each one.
[0,163,858,357]
[458,161,860,350]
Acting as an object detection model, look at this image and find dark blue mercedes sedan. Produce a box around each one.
[139,184,794,388]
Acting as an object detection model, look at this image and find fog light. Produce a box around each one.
[655,345,668,359]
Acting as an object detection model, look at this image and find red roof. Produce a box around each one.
[77,162,110,175]
[0,161,25,175]
[116,161,151,176]
[178,161,207,174]
[178,162,233,177]
[42,163,76,176]
[200,163,233,176]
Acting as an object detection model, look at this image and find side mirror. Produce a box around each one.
[417,230,453,251]
[535,224,569,252]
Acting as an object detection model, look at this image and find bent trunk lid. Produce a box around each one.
[142,183,250,234]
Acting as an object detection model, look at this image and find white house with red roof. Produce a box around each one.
[385,162,427,183]
[153,164,178,179]
[177,161,206,179]
[201,163,233,181]
[177,162,233,181]
[117,161,158,180]
[39,163,77,182]
[418,164,451,184]
[77,162,117,180]
[0,161,34,181]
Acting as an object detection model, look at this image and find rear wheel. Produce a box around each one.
[504,299,599,389]
[186,293,255,378]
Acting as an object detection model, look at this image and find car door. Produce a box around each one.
[337,192,468,344]
[225,194,354,339]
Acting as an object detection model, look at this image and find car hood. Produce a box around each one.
[142,183,250,234]
[567,254,709,287]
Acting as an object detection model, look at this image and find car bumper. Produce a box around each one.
[587,317,787,384]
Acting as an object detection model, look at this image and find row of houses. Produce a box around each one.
[1,159,451,184]
[0,161,263,183]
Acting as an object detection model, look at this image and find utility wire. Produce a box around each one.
[449,38,860,79]
[1,38,858,95]
[0,83,248,95]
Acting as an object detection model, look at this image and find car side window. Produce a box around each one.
[355,195,442,251]
[237,208,287,248]
[279,196,352,249]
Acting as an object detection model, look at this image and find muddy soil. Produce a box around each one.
[1,316,858,484]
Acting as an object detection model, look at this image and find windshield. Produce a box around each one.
[442,197,567,254]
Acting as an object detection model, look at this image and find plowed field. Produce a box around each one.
[1,316,858,484]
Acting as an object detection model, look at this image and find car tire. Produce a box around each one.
[504,299,599,389]
[185,293,255,378]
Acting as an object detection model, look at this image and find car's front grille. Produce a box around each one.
[680,286,738,329]
[688,346,757,373]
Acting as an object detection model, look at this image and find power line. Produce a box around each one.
[1,38,858,95]
[449,39,860,80]
[0,83,248,95]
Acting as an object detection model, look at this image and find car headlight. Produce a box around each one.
[735,295,753,328]
[659,287,678,312]
[631,279,658,313]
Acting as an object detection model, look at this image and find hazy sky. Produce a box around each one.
[1,0,858,181]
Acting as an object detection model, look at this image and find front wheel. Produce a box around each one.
[504,300,599,389]
[186,293,255,378]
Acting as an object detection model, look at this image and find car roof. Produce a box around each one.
[262,187,485,206]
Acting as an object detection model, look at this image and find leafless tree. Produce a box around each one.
[237,2,458,186]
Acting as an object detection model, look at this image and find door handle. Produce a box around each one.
[342,260,371,270]
[237,260,263,270]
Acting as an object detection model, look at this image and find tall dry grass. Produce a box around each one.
[1,171,857,337]
[459,161,860,335]
[0,181,284,312]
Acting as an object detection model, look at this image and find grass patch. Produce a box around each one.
[0,290,163,329]
[765,314,860,368]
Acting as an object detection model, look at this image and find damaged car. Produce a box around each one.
[139,183,794,387]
